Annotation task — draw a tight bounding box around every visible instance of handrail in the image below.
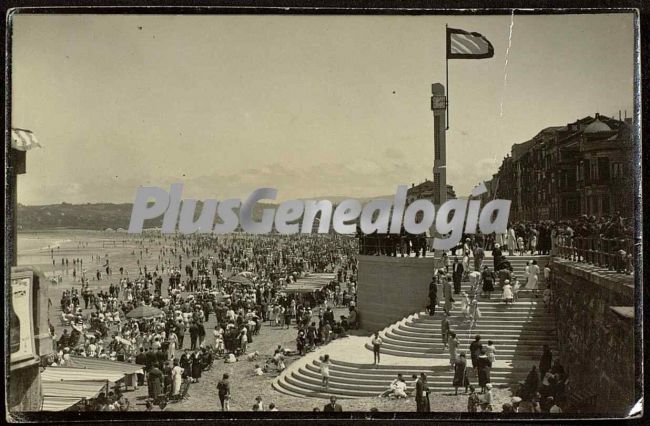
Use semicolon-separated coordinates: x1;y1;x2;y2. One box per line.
355;233;635;275
549;235;633;274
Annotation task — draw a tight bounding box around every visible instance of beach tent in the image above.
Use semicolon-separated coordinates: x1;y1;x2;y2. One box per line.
41;380;108;411
125;305;164;319
67;356;143;375
66;355;143;389
41;366;125;383
227;275;254;285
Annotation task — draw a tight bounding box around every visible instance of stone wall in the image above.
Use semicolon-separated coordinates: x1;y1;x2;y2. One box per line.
550;259;636;416
356;255;436;333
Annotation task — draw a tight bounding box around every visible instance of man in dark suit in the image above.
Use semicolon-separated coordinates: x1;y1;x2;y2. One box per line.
189;321;199;351
135;348;147;385
145;348;157;372
415;373;430;412
176;320;186;349
323;395;343;412
323;307;335;327
452;257;464;294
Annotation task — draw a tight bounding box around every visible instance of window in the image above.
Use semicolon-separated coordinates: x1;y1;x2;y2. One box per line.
598;157;610;182
591;162;599;182
611;162;624;178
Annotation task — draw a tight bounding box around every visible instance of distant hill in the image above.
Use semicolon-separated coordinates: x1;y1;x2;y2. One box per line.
16;193;394;231
17;201;274;231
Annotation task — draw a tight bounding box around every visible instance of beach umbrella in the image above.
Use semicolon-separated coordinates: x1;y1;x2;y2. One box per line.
227;275;253;285
125;305;163;319
237;271;255;279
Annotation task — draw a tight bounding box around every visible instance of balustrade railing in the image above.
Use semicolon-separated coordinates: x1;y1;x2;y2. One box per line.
555;235;634;274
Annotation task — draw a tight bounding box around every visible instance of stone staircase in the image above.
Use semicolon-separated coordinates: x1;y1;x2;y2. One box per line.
273;255;555;399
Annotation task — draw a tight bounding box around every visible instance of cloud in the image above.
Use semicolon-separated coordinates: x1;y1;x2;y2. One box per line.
383;147;405;159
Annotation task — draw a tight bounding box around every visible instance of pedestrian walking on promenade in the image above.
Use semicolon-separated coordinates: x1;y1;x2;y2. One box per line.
443;277;453;315
448;331;460;366
371;332;382;365
441;313;450;349
320;354;331;390
453;353;470;395
217;373;231;411
415;373;431;412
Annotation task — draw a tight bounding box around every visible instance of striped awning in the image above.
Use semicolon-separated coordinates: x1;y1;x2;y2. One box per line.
11;128;42;151
41;367;125;383
67;356;143;375
285;273;335;293
42;380;107;399
41;396;86;412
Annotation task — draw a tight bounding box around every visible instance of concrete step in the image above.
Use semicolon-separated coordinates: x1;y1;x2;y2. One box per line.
312;359;530;375
304;364;528;380
375;345;546;359
399;322;556;332
385;331;556;346
274;286;556;400
381;334;558;348
297;370;524;391
285;373;460;396
293;369;518;391
372;340;552;355
274;376;359;399
392;326;557;337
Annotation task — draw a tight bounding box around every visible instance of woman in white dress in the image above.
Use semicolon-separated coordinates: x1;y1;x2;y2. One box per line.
460;292;471;320
448;331;460;366
526;260;541;297
469;298;481;326
171;359;184;396
484;340;497;363
320;354;331;390
506;227;517;256
213;326;224;354
501;280;514;306
530;234;538;255
517;236;525;256
168;331;178;360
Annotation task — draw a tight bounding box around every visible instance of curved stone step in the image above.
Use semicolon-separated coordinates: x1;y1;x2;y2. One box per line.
380;335;558;350
374;344;547;359
302;365;527;382
312;359;531;374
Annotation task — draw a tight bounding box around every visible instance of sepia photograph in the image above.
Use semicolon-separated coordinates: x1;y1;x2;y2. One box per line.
5;8;642;421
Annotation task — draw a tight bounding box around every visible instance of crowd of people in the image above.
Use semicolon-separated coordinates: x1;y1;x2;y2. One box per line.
46;233;359;411
42;210;621;414
356;213;634;275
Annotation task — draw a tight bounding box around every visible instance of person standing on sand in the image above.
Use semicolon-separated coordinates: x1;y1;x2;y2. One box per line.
217;373;230;411
371;332;382;365
323;395;342;412
415;373;431;412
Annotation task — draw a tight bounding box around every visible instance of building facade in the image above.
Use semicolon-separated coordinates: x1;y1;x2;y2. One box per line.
485;114;635;222
407;179;456;206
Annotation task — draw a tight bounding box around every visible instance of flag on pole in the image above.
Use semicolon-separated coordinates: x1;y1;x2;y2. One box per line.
11;128;42;151
447;27;494;59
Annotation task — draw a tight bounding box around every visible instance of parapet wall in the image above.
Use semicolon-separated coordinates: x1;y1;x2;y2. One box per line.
550;259;637;416
356;255;436;333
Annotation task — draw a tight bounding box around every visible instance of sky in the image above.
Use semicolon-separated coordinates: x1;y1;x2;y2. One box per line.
11;13;635;205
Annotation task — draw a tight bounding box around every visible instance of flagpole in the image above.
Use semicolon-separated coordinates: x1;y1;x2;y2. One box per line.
445;24;450;130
